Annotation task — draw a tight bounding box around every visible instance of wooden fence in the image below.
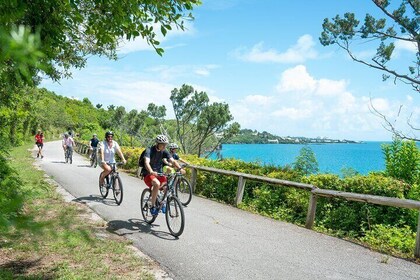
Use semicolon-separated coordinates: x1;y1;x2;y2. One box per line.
188;164;420;258
74;142;420;257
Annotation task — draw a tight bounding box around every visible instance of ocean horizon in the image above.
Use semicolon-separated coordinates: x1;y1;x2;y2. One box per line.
211;142;391;175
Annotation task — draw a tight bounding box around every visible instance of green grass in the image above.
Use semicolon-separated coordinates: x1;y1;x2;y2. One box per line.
0;143;155;279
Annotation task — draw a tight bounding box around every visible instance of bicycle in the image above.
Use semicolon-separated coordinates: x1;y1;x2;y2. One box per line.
99;162;124;205
140;172;185;237
64;146;73;164
168;170;192;206
90;147;98;167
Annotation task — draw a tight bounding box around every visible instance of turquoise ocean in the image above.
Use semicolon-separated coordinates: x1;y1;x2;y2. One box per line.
214;142;391;175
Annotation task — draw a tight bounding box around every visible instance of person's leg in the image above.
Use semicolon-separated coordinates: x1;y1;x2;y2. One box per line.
100;163;112;185
40;144;43;158
150;178;161;207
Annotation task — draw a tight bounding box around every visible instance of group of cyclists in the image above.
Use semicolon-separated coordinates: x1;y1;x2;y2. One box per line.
87;131;187;216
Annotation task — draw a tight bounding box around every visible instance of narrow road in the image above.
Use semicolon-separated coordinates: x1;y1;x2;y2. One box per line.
37;141;419;280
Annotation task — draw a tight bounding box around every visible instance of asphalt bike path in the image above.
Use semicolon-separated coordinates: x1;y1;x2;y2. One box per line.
37;141;420;280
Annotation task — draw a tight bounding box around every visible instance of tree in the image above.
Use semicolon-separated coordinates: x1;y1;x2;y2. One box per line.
170;84;239;156
320;0;419;91
293;146;319;176
0;0;201;82
320;0;420;140
382;137;420;185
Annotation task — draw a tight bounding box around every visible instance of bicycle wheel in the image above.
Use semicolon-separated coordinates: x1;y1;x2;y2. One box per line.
99;174;109;198
65;150;69;163
113;175;123;205
165;196;185;237
175;177;193;206
140;188;157;224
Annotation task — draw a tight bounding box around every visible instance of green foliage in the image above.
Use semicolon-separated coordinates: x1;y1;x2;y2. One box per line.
382;138;420;185
292;146;319;175
170;84;239;156
360;224;416;257
0;151;26;235
1;0;201;81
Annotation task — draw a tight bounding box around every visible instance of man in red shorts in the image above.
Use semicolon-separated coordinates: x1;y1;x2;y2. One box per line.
141;134;182;216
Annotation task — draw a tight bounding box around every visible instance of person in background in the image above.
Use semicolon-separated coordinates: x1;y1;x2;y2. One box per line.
163;142;188;175
62;132;75;163
89;133;100;160
99;131;126;186
35;130;44;159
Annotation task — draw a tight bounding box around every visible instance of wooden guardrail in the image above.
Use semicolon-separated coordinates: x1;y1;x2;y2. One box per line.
188;164;420;258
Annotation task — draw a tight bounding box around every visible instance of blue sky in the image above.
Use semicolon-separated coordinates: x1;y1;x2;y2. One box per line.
41;0;419;141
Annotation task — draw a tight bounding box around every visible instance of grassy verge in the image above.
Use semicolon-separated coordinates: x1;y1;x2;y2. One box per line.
0;144;155;279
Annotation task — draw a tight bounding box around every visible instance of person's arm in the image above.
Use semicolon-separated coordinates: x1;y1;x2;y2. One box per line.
169;157;182;170
116;147;126;164
100;143;105;164
144;157;157;176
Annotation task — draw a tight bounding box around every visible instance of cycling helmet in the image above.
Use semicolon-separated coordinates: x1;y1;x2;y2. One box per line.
64;133;69;137
105;131;113;138
169;143;179;149
93;134;97;137
155;134;169;144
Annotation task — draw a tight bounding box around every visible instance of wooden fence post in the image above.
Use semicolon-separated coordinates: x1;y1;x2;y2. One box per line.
235;176;246;206
191;168;197;193
305;192;318;229
415;211;420;258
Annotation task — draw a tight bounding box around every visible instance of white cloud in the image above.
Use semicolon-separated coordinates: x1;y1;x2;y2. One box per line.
229;65;409;140
394;40;417;53
233;34;318;64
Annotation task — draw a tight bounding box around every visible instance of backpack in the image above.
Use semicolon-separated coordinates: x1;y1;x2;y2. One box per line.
138;149;146;167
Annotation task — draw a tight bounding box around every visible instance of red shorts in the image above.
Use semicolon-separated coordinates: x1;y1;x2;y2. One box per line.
144;174;167;188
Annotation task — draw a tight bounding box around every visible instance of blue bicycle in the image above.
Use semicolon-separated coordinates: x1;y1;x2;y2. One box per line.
140;172;185;237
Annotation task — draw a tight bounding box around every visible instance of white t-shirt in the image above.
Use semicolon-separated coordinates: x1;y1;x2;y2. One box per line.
100;140;120;163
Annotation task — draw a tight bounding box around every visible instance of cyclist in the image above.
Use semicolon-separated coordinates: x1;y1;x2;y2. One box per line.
163;143;189;175
141;135;182;216
62;133;75;163
35;130;44;159
99;131;126;186
89;134;100;161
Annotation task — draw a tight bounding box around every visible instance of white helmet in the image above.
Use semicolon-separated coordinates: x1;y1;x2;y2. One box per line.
169;143;179;149
155;134;169;144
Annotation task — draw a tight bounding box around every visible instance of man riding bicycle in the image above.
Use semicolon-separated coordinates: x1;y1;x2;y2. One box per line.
99;131;126;186
62;133;75;163
89;133;100;160
141;135;182;216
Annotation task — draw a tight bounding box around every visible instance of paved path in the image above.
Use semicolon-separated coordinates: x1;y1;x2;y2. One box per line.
37;141;420;280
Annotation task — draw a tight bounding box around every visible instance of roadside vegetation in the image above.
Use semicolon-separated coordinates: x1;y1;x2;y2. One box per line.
0;143;155;279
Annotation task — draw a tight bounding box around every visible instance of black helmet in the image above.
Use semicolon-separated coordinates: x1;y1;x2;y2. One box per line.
155;134;169;144
105;131;113;138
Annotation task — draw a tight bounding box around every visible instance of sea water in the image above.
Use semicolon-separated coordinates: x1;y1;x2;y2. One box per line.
212;142;390;175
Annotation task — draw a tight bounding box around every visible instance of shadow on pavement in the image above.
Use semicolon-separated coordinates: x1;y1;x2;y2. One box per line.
77;164;95;168
107;218;178;240
73;195;120;206
51;161;68;164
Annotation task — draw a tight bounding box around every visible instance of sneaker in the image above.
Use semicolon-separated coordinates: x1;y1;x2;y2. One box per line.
41;155;44;159
150;207;159;216
37;153;39;158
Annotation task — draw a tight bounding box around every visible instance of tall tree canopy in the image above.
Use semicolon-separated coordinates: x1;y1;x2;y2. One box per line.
320;0;419;91
0;0;200;83
170;84;240;156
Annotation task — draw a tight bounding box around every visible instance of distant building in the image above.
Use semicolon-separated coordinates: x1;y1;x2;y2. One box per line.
267;139;279;143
